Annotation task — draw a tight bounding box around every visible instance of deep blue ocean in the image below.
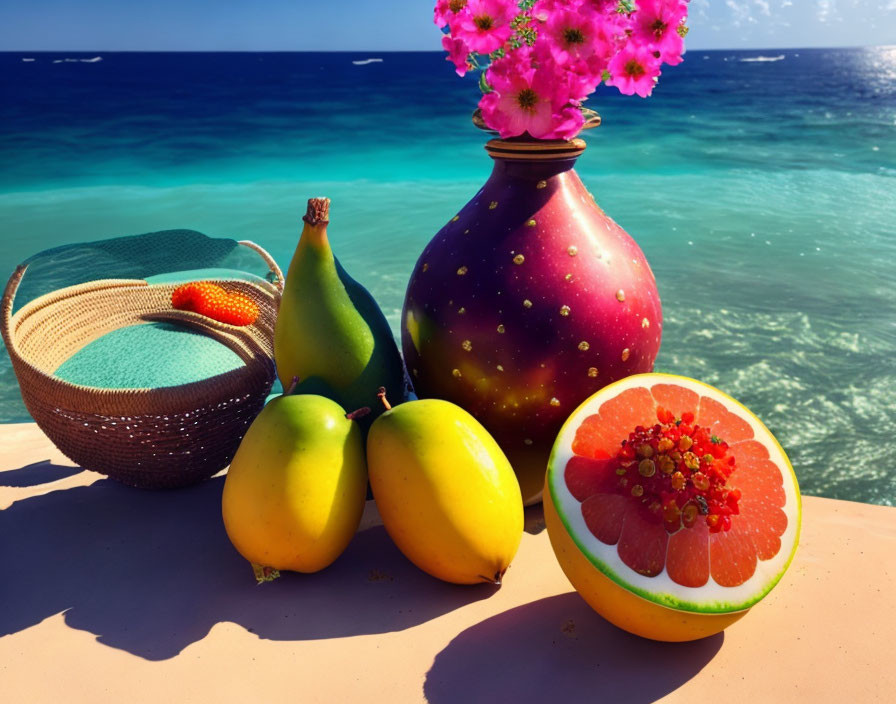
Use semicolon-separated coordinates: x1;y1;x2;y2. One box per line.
1;48;895;505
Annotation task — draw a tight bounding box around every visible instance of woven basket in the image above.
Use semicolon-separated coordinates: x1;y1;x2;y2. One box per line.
1;239;283;489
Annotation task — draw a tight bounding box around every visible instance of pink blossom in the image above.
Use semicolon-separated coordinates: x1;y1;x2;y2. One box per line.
586;13;626;73
434;0;470;29
540;5;624;85
531;36;595;101
543;6;605;66
550;104;587;141
480;48;584;140
442;34;471;76
454;0;517;55
606;44;662;98
632;0;688;65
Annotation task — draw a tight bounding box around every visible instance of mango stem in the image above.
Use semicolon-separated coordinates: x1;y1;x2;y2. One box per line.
303;197;330;226
377;387;392;411
252;563;281;584
345;407;371;421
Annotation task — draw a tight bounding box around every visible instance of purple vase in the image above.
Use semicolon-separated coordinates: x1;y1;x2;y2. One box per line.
402;136;662;504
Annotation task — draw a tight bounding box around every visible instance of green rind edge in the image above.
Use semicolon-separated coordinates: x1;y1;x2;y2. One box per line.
546;372;803;616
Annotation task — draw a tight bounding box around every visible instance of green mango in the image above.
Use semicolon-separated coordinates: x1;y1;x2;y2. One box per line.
274;198;410;431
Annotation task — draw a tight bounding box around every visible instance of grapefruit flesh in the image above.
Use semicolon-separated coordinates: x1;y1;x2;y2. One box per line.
545;373;801;641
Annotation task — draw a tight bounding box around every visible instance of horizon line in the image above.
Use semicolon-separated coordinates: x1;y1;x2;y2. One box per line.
2;44;894;54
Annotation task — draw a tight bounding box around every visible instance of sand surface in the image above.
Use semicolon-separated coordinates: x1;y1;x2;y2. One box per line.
1;422;894;703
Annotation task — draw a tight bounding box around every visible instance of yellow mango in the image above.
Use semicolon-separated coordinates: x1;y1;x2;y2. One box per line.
222;394;366;580
367;397;523;585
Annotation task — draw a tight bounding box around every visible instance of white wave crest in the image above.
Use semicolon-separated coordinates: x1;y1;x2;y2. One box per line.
352;58;383;65
740;54;786;63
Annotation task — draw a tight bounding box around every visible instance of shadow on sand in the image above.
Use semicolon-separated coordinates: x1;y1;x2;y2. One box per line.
0;459;84;488
424;593;723;704
0;472;497;661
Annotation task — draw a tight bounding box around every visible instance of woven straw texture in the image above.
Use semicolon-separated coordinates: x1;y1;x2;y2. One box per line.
1;239;282;489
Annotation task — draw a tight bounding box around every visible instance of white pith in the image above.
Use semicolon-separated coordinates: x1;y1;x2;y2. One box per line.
548;373;801;613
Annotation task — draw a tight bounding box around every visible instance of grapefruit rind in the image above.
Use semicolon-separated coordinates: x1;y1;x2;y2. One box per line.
547;373;801;615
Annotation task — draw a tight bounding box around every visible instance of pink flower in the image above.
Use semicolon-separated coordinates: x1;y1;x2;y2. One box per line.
442;34;471;76
606;44;662;98
454;0;517;55
480;47;585;140
550;104;586;140
632;0;688;65
531;35;595;101
434;0;470;29
540;5;623;84
543;6;605;66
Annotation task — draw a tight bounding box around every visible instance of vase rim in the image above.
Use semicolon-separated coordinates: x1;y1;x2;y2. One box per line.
472;107;601;138
485;138;587;161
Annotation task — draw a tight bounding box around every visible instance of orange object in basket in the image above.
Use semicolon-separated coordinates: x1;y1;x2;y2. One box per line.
172;282;260;326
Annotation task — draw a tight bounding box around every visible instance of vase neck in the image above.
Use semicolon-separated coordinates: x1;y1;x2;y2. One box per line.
485;138;586;161
485;138;584;180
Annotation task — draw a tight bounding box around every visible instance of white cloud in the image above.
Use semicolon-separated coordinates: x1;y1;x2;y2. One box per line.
817;0;839;22
725;0;757;26
691;0;710;20
755;0;771;16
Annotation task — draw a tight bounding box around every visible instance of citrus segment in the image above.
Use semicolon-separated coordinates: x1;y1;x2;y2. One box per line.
709;528;758;587
565;456;616;501
546;373;801;641
696;396;754;444
730;450;786;507
617;508;667;577
736;500;786;561
649;383;699;418
597;386;656;439
572;386;655;459
729;438;770;464
570;414;612;460
581;493;627;545
666;520;710;588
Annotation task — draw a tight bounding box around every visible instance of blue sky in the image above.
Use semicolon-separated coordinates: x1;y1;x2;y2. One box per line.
1;0;894;51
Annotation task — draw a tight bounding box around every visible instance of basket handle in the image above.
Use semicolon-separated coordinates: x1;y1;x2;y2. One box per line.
1;265;26;358
238;240;284;291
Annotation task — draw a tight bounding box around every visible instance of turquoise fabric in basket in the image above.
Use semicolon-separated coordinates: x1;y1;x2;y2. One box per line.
54;322;244;389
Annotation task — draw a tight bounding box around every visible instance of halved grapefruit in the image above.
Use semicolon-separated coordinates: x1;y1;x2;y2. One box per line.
544;373;800;641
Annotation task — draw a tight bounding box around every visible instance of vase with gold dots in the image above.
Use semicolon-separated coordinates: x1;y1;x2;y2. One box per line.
402;116;662;505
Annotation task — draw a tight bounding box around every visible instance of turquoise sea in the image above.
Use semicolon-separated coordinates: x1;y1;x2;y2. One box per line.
1;48;895;505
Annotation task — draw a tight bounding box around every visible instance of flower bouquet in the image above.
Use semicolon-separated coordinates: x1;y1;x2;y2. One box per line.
436;0;689;138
